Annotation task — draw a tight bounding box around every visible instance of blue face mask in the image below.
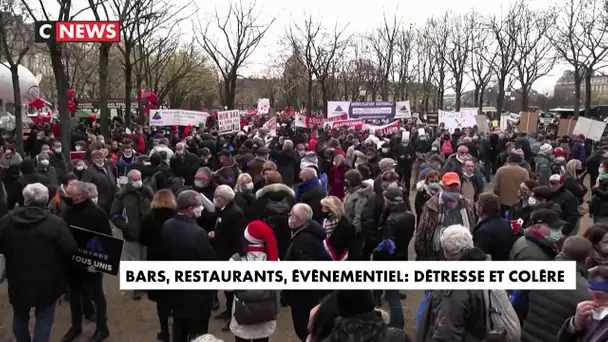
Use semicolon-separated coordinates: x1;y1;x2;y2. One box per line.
547;229;562;243
442;191;459;202
528;197;537;206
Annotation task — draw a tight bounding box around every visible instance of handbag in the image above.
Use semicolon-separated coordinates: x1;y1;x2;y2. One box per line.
231;254;278;325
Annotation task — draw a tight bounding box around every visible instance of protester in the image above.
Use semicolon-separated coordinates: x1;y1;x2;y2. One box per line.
0;183;77;342
233;173;257;222
320;195;358;260
473;192;520;261
82;150;117;213
296;167;326;223
494;152;530;218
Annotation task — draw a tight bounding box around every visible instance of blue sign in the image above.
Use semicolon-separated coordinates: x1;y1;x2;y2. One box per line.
349;102;396;120
70;225;124;275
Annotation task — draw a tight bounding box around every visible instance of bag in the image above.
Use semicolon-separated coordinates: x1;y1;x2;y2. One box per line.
483;289;521;342
232;254;278;325
143;171;163;192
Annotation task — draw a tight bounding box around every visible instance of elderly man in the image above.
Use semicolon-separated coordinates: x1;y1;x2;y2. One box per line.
49;139;68;179
0;183;77;342
442;144;470;179
162;190;217;342
210;185;247;325
35;152;59;185
171;142;200;186
283;203;331;341
110;169;153;300
269;139;299;187
85;182;99;205
295;167;325;223
62;181;112;342
82;150;116;213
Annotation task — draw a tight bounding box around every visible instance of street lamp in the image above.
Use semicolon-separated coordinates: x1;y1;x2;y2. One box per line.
359;89;366;101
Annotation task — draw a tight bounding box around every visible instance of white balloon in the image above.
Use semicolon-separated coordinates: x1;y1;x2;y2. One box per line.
0;63;41;104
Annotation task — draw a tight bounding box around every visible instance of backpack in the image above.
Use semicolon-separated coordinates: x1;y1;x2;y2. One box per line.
143;171;163;193
264;197;291;227
231;253;278;325
483;289;521;342
441;140;452;155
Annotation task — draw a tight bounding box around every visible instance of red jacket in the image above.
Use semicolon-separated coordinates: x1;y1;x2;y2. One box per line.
309;137;317;151
328;164;348;200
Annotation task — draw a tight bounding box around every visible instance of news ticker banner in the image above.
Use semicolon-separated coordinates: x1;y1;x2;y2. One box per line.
120;261;576;291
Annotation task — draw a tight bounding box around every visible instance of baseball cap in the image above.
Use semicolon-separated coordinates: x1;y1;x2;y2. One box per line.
442;172;460;186
378;158;397;169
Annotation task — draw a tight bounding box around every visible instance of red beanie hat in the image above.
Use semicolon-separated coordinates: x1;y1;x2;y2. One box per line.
554;147;566;159
244;220;278;261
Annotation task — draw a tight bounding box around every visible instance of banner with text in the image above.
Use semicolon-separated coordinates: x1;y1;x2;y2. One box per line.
263;117;277;136
327;101;351;118
394;101;412;119
217;110;241;135
257;98;270;115
295;113;348;128
149;109;209;127
70;225;124;276
438;110;477;133
349;101;396;120
364;120;400;135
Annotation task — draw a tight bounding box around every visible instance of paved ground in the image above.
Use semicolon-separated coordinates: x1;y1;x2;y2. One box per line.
0;181;592;341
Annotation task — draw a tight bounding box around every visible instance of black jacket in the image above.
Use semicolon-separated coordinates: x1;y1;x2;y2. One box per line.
170;152;200;186
255;183;296;259
213;201;248;260
326;216;360;260
15;173;50;207
551;186;579;235
591;182;608;217
296;180;326;224
161;215;218;319
135;164;173;190
270;148;299;187
377;202;415;261
233;189;257;222
473;215;520;261
140;208;175;261
0;206;77;308
81;164;117;213
322;311;411;342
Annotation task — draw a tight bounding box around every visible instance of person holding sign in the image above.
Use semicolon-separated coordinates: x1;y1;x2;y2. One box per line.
0;183;77;342
61;181;113;342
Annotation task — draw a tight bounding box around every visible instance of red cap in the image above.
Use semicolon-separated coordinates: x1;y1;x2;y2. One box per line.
244;220;278;261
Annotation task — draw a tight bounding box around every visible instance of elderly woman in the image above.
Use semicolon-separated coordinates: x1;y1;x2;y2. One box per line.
233;173;257;222
417;225;488;341
320;196;358;260
564;159;587;204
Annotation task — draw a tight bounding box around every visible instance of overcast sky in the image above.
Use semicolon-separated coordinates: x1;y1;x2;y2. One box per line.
37;0;567;95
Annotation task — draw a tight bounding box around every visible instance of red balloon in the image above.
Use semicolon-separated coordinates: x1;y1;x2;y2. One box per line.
67;89;75;100
29;98;45;110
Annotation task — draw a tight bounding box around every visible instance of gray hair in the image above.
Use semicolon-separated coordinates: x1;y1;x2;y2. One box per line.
440;225;474;258
176;190;201;211
283;139;294;150
23;183;49;206
127;169;141;178
191;334;224;342
176;142;185;150
214;184;235;202
84;182;98;196
197;167;212;178
293;203;313;222
72;181;91;200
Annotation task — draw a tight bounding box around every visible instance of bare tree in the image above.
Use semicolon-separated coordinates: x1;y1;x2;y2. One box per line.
468;21;494;112
442;12;475;111
485;1;524;114
415;23;437;113
427;15;449;109
368;13;399;101
392;25;415;101
0;2;32;154
512;7;556;111
195;0;275;109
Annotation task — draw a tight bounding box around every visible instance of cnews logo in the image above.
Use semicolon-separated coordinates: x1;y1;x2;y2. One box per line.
34;21;120;43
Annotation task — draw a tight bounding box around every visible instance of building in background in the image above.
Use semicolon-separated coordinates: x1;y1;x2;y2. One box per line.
553;70;608;106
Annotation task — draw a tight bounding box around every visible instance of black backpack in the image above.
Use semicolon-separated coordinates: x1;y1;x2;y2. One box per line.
143;171;163;193
264;197;291;227
231;253;277;325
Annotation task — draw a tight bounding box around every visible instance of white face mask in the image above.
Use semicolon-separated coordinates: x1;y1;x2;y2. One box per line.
76;165;85;171
96;162;105;168
40;159;49;167
382;148;390;153
55;147;62;153
131;180;142;188
193;205;203;217
194;180;205;188
91;196;98;204
75;146;82;151
244;182;254;190
213;198;220;207
123;152;133;158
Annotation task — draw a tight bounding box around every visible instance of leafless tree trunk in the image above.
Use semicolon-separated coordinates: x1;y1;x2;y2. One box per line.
442;12;475;111
393;26;415;101
369;13;398;101
196;0;275;109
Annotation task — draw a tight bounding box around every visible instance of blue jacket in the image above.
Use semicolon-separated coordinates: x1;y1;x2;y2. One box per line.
572;140;586;163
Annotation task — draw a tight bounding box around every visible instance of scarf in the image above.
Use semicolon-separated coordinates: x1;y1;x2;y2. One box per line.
433;193;471;252
526;224;561;254
323;217;340;237
295;177;320;201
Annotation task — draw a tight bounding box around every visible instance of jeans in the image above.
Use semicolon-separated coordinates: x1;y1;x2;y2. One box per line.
125;241;146;297
384;290;404;329
68;274;107;332
13;304;56;342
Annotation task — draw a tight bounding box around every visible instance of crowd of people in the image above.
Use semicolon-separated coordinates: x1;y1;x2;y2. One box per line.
0;114;606;342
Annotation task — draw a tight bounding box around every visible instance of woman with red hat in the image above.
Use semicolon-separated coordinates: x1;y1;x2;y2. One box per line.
228;220;277;342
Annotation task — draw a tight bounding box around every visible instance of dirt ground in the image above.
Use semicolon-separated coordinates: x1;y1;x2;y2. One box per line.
0;181;591;341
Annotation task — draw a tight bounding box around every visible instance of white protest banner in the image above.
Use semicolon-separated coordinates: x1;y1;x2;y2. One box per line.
217;110;241;135
257;98;270;115
263;117;277;136
327;101;350;118
476;115;489;133
573;117;606;141
364;120;400;135
438;110;477;133
395;101;412;119
149;109;209;126
295;113;307;128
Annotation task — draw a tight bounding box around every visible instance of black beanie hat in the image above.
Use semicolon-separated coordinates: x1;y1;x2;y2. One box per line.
336;290;375;317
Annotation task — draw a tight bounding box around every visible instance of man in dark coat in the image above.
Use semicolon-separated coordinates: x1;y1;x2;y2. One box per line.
210;185;248;324
170;142;201;186
61;181;113;342
269;138;299;187
82;150;116;213
283;203;331;341
295;167;326;223
0;182;77;342
161;190;217;342
473;192;519;261
550;174;580;236
14;159;50;207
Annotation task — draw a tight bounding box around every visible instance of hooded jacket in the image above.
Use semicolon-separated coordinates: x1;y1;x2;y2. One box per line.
0;206;77;308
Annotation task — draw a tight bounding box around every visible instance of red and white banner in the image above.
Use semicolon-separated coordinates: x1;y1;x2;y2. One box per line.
331;119;364;129
263;117;277;136
364;120;400;135
295;113;348;128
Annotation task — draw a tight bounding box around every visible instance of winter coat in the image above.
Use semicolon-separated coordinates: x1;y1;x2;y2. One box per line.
522;254;590;342
81;164;117;213
473;215;519;261
135;164;173;191
0;206;77;308
269;148;298;187
551;186;579;236
14;173;50;207
48;152;68;179
229;251;277;340
416;247;488;342
170;151;201;186
35;166;59;185
233;189;257;222
110;184;154;242
414;181;434;219
591;181;608;218
296;177;326;224
161;215;217;319
325;216;360;260
213;201;248;260
343;184;374;233
255;183;296;259
214;163;240;188
140;208;174;302
376;202;415;261
328;164;348;200
534;154;552;186
115;153;138;178
414;194;476;260
322;311;410;342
